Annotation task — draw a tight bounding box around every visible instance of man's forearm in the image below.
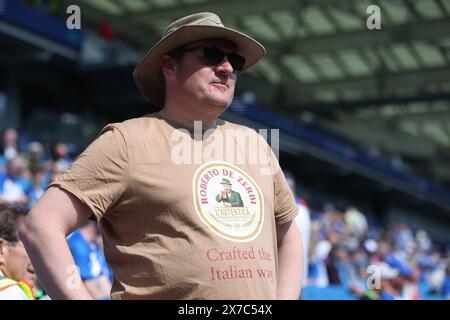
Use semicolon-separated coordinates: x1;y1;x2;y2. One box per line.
20;220;93;300
277;223;303;300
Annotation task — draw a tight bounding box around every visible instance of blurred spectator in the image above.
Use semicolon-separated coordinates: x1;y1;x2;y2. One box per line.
0;156;29;206
392;224;415;255
364;238;379;257
52;142;73;169
326;245;347;285
427;254;446;293
48;158;70;183
66;221;112;300
0;204;36;300
442;263;450;299
399;264;420;300
416;230;432;252
0;128;19;170
26;142;46;169
309;238;331;288
376;262;402;300
344;207;368;240
25;164;46;209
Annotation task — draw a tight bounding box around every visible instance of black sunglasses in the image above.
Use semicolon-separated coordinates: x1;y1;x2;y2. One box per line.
177;45;246;73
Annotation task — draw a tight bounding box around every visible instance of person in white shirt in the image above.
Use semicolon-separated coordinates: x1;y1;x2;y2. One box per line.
285;172;311;287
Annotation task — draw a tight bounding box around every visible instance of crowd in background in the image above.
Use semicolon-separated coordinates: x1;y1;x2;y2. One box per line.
302;203;450;300
0;127;112;299
0;127;74;209
1;126;450;300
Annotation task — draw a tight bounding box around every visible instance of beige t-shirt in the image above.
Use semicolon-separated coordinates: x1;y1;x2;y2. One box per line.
50;113;298;299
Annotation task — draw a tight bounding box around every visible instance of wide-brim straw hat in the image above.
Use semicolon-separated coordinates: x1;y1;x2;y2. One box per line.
133;12;266;107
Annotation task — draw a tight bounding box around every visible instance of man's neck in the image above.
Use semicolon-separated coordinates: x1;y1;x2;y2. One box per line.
158;105;221;132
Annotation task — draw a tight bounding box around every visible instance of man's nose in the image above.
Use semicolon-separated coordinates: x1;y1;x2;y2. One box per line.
27;262;35;273
216;57;234;75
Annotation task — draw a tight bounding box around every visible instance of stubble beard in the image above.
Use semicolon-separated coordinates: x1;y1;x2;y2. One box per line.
203;87;234;115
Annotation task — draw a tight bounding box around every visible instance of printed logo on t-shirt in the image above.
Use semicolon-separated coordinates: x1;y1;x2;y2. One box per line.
192;161;264;242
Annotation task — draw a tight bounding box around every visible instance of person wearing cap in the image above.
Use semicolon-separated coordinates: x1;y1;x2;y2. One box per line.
20;12;302;300
215;178;243;207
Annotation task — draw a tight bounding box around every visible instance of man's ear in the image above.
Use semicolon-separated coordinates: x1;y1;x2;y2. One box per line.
160;55;177;77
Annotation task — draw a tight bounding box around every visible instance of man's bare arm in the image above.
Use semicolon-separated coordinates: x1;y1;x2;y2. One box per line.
19;187;95;300
276;220;303;300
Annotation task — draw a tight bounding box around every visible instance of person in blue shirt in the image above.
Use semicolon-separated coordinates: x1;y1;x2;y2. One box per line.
0;157;30;206
25;165;47;210
66;221;112;299
442;264;450;299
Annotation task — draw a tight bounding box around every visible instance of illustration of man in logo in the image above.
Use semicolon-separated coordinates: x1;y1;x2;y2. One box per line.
215;178;244;207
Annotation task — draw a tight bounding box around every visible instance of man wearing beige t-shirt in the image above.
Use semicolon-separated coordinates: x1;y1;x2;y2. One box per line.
19;12;303;300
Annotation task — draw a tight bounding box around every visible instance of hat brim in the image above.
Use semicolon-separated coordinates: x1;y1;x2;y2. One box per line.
133;25;265;107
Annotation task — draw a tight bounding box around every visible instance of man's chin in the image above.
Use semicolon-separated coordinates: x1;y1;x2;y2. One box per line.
206;98;232;113
23;274;37;287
